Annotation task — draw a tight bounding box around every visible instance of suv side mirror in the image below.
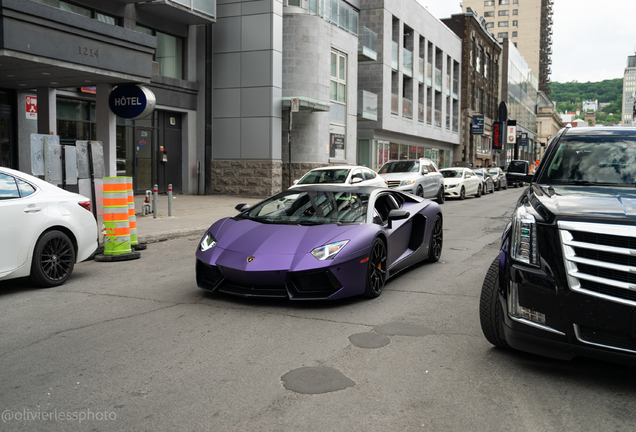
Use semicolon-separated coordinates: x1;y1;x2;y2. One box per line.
421;167;429;175
387;209;410;229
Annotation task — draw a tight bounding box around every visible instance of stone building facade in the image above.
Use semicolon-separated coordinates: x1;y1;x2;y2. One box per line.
442;13;501;168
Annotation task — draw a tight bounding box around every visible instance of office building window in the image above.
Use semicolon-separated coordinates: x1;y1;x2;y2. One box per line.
498;10;509;15
39;0;118;24
330;50;347;104
513;9;518;14
485;22;494;28
512;31;517;37
484;11;494;17
498;21;509;27
513;0;518;3
136;26;183;79
485;1;494;5
498;32;508;38
513;20;518;26
499;0;509;4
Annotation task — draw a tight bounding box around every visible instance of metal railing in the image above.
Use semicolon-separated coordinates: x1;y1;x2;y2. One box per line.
434;108;442;127
418;103;424;123
358;26;377;61
391;41;399;70
402;97;413;119
435;68;442;91
357;90;378;121
391;93;399;115
403;48;413;77
418;58;424;83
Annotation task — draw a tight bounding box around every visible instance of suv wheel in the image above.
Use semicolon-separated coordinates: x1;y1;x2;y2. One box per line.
416;185;424;197
479;257;510;349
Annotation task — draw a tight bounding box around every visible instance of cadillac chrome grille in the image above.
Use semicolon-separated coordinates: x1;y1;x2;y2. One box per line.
559;221;636;307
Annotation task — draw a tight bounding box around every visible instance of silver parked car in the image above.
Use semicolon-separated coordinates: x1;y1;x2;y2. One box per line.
487;167;507;190
378;158;445;204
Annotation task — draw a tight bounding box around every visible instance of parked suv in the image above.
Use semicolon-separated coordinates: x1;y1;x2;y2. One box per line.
378;158;445;203
506;160;529;188
480;127;636;366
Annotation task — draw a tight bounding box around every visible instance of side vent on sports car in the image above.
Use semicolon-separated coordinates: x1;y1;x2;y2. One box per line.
408;214;426;251
196;261;224;291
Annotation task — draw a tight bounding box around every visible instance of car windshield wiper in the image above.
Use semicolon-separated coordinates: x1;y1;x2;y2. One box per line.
555;180;625;186
295;220;326;226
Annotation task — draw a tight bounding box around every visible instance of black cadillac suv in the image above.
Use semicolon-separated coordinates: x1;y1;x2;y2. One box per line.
480;127;636;366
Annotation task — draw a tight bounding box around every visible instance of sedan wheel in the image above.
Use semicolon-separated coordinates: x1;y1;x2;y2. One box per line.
437;186;445;204
459;186;466;200
364;238;387;298
30;230;76;288
475;184;482;198
479;257;510;349
426;214;443;263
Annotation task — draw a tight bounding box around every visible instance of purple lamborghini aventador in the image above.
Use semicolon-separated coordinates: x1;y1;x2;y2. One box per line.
195;185;443;300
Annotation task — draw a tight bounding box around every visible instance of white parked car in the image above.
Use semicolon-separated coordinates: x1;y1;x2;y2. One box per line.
291;165;387;189
440;167;483;199
377;158;445;203
0;167;98;287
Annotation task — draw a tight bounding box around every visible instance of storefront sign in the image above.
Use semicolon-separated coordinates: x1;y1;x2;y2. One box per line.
329;133;345;159
492;121;504;150
507;121;517;145
472;115;484;135
519;133;528;147
26;96;37;120
108;85;156;120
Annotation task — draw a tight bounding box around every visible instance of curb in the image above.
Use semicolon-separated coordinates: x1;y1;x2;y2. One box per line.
137;227;207;244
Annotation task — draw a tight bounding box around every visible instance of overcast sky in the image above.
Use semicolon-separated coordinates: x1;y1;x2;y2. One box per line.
416;0;636;83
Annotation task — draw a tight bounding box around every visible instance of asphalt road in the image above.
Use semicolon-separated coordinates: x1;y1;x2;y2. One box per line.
1;187;636;431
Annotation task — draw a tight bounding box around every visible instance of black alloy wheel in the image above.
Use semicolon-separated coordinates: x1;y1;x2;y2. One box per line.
475;184;482;198
416;185;424;197
30;230;76;288
437;186;445;204
459;186;466;200
364;238;387;298
426;214;443;263
479;257;510;349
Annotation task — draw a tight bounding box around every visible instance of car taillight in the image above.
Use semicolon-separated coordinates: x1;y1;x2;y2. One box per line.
78;201;92;213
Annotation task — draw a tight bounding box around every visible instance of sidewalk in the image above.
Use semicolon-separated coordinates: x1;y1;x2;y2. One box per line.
132;193;264;244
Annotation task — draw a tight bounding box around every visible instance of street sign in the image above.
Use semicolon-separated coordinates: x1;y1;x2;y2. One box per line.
291;98;300;113
519;133;528;147
472;115;484;135
506;120;517;145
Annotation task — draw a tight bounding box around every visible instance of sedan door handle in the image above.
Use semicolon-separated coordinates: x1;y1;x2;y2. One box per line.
24;206;42;213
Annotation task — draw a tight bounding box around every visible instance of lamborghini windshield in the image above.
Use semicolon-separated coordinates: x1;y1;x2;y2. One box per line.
537;135;636;186
238;190;369;225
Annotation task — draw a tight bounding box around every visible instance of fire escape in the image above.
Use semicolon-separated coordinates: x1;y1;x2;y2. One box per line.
539;0;553;94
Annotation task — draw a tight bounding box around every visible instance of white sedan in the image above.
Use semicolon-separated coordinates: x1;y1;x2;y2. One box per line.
291;165;387;188
0;167;98;287
440;167;483;199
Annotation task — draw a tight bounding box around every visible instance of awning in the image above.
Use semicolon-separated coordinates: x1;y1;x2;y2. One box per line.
282;97;330;112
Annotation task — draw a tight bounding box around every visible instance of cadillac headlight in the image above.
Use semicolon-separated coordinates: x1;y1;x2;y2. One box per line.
511;205;538;265
311;240;349;260
200;232;217;251
400;179;416;186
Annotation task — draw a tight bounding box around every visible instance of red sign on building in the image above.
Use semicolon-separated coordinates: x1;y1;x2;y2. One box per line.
492;121;504;150
25;96;37;120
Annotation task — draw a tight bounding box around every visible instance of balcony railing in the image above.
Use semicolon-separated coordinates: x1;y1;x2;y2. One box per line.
418;58;424;83
446;112;451;130
391;41;398;70
446;75;451;96
435;68;442;91
358;26;378;61
426;62;432;87
418;103;424;123
434;108;442;127
427;105;432;124
357;90;378;121
453;116;459;132
391;93;399;115
453;78;459;99
402;97;413;119
403;48;413;77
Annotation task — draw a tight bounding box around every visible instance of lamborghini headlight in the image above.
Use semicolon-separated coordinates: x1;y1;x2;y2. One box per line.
400;179;416;186
510;205;538;265
200;231;217;251
311;240;349;260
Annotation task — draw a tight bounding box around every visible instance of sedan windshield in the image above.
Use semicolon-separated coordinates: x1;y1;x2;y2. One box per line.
379;161;419;174
239;191;369;225
537;137;636;186
441;170;463;178
488;169;500;176
298;169;350;185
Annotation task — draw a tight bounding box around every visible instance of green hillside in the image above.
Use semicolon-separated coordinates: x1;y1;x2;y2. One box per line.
550;78;623;124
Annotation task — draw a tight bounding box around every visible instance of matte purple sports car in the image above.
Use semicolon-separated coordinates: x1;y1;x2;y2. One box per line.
195;186;443;300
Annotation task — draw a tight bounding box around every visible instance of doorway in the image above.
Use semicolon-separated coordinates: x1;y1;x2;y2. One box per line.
135;128;154;193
